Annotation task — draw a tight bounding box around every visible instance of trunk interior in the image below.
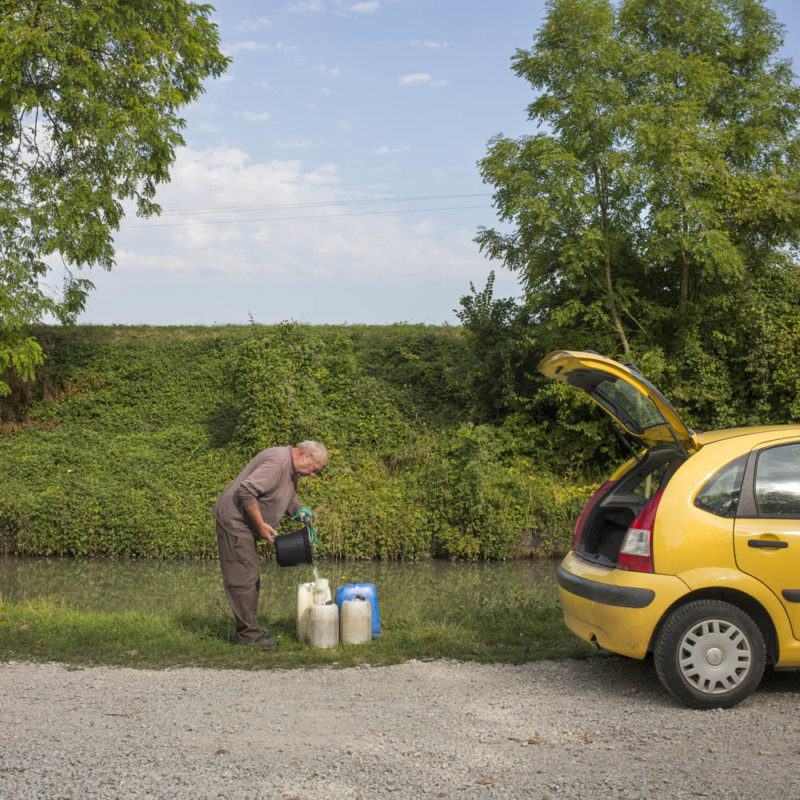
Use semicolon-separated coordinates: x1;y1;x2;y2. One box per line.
575;445;687;567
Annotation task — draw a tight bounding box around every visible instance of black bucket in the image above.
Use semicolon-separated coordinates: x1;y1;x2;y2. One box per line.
275;526;313;567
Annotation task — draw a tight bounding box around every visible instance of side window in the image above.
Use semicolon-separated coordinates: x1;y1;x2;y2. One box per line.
631;462;668;499
694;455;746;518
613;448;684;502
755;444;800;517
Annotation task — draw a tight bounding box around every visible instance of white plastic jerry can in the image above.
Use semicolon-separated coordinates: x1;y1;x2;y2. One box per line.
309;601;339;649
296;582;315;644
340;596;372;644
313;577;331;605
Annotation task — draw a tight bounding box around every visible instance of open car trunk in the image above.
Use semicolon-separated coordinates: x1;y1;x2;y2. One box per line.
574;445;687;567
538;350;702;567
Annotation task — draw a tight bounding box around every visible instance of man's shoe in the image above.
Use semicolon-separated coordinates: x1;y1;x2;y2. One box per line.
237;634;278;650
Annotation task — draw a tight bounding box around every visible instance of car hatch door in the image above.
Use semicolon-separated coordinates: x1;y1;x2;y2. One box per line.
538;350;698;452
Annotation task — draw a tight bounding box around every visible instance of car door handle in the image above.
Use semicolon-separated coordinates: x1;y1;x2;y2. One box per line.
748;539;788;549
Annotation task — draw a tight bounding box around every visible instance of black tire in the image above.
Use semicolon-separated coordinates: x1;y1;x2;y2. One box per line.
654;599;766;709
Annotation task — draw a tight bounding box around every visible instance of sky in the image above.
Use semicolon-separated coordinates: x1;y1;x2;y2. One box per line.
71;0;800;328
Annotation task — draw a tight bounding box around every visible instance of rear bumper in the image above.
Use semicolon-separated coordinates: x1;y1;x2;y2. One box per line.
556;565;654;608
557;552;689;659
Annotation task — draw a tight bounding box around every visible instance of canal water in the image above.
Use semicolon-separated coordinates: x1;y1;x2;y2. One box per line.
0;557;561;619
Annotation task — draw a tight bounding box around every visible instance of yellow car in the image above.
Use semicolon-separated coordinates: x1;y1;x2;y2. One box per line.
540;350;800;708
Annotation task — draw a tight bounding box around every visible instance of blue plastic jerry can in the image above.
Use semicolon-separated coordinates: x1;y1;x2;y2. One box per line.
335;582;381;637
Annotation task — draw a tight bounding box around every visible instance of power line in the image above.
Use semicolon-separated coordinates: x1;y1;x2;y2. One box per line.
120;203;492;230
153;192;491;217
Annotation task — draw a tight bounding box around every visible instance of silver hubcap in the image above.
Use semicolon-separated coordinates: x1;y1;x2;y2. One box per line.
678;619;752;695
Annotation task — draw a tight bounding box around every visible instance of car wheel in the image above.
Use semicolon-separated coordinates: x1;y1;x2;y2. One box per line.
654;600;766;709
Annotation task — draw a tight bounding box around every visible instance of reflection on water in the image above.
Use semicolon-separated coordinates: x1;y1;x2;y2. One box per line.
0;557;561;618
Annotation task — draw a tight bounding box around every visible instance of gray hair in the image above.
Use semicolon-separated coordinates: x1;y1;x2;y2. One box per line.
295;440;328;462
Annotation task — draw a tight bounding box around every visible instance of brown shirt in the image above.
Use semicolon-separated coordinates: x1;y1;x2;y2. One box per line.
212;446;302;539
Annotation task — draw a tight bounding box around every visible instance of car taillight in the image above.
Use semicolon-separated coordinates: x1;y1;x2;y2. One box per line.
572;480;617;550
617;490;663;572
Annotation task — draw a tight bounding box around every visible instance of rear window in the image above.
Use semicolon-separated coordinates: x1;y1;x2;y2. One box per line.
591;378;664;435
694;455;746;518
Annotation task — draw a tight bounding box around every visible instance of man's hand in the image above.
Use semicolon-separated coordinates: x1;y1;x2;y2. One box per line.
243;503;277;542
257;523;277;543
296;506;315;524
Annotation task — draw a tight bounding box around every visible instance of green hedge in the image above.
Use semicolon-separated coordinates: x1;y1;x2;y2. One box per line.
0;324;593;559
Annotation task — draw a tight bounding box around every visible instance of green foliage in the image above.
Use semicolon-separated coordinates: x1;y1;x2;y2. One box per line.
423;424;590;560
229;323;585;560
233;322;415;455
0;0;230;391
0;330;42;396
0;325;586;560
478;0;800;349
478;0;643;357
466;0;800;458
455;272;538;420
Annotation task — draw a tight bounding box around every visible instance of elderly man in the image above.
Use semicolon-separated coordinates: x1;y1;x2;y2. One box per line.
213;440;328;649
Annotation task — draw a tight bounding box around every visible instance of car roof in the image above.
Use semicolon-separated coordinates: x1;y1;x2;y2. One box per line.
693;425;800;445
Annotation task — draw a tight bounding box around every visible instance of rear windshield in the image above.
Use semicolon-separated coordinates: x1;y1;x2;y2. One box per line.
590;377;665;435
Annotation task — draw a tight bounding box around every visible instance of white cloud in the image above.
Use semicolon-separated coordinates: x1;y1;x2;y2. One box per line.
184;102;217;116
238;17;272;31
275;140;317;148
337;121;352;131
398;73;430;86
273;42;301;54
413;39;449;49
397;73;448;88
412;220;435;235
225;40;299;56
373;145;411;155
310;64;340;78
288;0;325;12
113;146;487;284
225;40;271;54
239;110;272;121
350;1;380;12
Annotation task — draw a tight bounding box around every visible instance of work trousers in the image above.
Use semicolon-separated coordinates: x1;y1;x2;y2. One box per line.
216;522;267;644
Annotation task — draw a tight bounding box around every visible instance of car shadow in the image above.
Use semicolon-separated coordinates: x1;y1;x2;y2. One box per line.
570;655;800;707
758;665;800;695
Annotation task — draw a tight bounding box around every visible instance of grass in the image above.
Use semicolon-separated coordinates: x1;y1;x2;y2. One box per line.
0;591;596;670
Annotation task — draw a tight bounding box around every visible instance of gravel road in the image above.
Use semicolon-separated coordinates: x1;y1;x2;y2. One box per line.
1;657;798;800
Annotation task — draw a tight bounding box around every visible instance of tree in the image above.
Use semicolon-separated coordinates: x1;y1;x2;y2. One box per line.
478;0;800;353
477;0;643;357
0;0;229;395
475;0;800;427
456;271;535;420
619;0;800;425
